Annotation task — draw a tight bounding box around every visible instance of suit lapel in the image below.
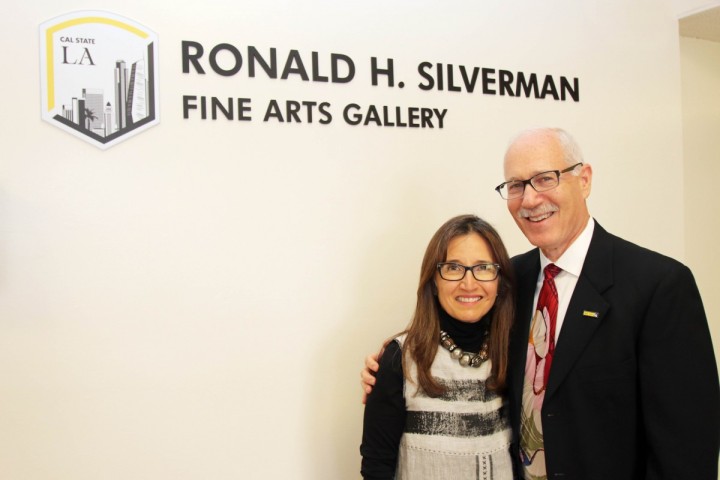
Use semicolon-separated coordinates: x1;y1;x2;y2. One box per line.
544;277;609;399
545;223;614;400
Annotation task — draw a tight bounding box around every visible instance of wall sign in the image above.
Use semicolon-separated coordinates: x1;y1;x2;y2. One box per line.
39;11;160;149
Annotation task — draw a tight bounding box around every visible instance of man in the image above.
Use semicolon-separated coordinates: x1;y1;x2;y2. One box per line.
362;128;720;479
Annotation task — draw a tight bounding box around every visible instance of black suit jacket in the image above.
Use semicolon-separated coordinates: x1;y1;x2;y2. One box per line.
507;222;720;479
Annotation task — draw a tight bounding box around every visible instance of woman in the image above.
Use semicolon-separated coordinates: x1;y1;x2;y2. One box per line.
360;214;516;479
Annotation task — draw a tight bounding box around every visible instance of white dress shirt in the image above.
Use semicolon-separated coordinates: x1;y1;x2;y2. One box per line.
533;217;595;344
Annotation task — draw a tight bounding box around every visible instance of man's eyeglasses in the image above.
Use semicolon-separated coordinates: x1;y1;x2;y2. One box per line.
437;262;501;282
494;162;583;200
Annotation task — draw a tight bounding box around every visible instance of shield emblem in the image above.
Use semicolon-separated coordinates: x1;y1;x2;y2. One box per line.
39;11;160;149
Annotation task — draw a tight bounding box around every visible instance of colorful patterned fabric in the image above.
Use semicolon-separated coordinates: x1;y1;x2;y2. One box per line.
519;264;561;480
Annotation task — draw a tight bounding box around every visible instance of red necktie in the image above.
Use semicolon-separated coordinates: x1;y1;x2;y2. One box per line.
538;264;561;390
520;263;562;479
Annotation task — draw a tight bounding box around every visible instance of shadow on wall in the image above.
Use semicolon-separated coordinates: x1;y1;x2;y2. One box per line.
301;173;449;479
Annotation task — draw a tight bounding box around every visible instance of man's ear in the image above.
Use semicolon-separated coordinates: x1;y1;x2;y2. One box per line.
580;163;593;199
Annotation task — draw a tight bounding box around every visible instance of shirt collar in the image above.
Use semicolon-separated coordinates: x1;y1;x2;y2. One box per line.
539;217;595;277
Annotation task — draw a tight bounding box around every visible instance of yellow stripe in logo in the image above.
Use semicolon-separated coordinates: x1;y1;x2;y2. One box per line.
45;16;149;110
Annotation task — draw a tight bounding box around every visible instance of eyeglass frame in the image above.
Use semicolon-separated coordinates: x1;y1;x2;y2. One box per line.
436;262;501;282
494;162;584;200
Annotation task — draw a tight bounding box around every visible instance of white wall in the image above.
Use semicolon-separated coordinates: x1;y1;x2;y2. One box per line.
0;1;709;479
673;0;720;17
681;36;720;371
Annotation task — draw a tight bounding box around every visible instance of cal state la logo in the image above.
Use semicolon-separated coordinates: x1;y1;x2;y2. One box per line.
39;11;159;150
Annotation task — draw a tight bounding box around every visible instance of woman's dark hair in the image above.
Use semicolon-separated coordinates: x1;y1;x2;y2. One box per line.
401;214;515;396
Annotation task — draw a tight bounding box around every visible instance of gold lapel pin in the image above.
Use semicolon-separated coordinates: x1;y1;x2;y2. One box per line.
583;310;599;318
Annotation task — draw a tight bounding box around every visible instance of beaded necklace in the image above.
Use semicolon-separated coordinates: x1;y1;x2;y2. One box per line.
439;329;490;368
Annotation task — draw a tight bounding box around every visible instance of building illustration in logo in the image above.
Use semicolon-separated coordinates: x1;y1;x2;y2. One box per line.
39;11;160;150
